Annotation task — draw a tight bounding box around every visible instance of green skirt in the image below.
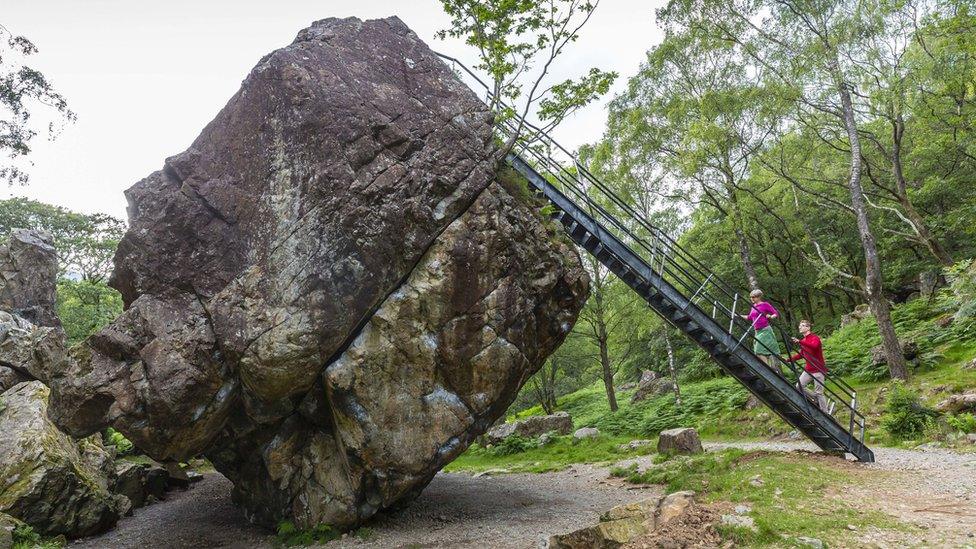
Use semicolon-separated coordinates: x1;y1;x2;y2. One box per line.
753;326;781;356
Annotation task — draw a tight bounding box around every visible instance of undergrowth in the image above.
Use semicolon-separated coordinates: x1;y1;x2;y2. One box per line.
445;434;654;473
11;524;64;549
880;383;939;440
274;521;339;547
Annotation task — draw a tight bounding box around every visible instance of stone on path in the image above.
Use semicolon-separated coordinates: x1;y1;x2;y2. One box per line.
657;427;703;455
548;491;696;548
795;536;825;549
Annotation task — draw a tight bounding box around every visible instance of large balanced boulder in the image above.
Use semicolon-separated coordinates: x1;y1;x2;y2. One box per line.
0;382;126;537
48;16;588;530
485;411;574;445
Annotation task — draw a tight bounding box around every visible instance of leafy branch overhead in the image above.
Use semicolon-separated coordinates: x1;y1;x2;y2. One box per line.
0;24;76;185
437;0;617;155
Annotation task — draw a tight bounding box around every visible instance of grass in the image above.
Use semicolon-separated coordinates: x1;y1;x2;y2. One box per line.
444;434;656;473
612;449;911;546
500;290;976;449
11;524;64;549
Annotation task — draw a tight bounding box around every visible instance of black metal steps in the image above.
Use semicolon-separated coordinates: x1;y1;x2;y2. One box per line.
507;152;875;463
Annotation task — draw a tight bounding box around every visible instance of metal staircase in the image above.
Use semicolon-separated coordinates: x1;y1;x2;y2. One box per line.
438;54;874;462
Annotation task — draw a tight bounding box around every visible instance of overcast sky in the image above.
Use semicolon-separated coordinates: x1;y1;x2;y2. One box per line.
2;0;663;219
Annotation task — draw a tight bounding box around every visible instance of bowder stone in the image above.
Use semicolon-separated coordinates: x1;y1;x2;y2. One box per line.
47;16;588;530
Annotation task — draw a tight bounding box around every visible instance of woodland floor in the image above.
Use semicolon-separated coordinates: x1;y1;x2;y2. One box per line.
68;441;976;549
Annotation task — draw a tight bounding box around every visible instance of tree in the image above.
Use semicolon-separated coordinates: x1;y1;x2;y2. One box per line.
852;0;956;267
437;0;616;156
660;0;910;379
1;25;75;185
1;198;125;344
0;197;124;281
605;29;780;291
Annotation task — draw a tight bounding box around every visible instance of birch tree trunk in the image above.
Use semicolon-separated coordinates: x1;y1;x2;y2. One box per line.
664;327;682;406
728;182;761;291
833;60;908;380
890;115;954;266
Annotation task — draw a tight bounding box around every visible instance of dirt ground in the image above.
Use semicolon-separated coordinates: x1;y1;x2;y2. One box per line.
69;463;660;549
68;441;976;549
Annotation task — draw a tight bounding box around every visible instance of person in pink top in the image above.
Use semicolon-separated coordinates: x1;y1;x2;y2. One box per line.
740;289;780;367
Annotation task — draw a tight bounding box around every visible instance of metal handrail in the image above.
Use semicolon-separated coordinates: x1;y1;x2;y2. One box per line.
436;52;867;447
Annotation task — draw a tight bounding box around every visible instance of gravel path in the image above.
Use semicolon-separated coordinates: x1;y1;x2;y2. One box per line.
69;464;659;549
69;441;976;549
705;441;976;547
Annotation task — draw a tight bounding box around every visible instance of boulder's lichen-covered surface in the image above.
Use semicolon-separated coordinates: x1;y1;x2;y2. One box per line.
0;382;126;537
49;16;587;529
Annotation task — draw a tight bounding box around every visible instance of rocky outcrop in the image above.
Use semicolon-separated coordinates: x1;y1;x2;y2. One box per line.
113;460;173;510
657;428;703;455
48;16;587;530
0;230;126;538
0;382;126;537
0;230;60;329
485;411;574;445
0;230;65;388
869;339;919;369
0;311;66;386
840;304;872;327
0;512;22;549
548;491;700;548
936;392;976;414
630;370;674;403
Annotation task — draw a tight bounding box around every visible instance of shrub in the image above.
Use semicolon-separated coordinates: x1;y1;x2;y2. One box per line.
274;521;339;547
104;428;135;456
12;524;64;549
488;434;536;456
946;413;976;434
880;384;939;440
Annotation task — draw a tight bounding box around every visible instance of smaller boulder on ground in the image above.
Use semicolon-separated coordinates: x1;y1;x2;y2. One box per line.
657;427;703;455
485;411;573;445
631;370;675;403
869;339;919;368
840;304;872;327
0;512;22;549
113;461;172;510
573;427;600;441
0;382;126;538
935;392;976;414
548;491;697;548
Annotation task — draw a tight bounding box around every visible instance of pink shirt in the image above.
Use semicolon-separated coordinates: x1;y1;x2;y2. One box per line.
746;301;778;330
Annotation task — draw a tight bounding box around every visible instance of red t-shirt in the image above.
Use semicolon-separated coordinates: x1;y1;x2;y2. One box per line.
790;333;827;374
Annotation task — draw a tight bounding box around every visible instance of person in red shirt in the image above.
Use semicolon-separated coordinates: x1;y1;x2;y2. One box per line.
790;319;829;412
